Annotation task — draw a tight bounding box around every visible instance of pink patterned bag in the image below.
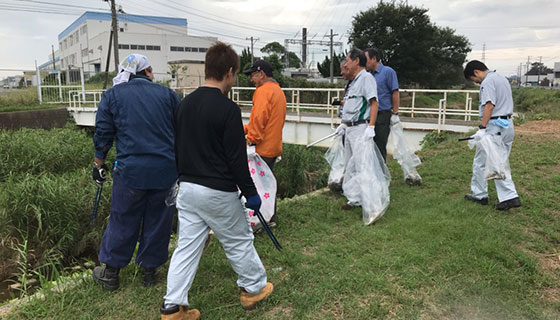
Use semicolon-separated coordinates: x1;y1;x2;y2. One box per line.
240;153;277;229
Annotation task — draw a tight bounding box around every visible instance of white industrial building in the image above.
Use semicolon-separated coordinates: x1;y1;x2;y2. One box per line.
40;11;216;81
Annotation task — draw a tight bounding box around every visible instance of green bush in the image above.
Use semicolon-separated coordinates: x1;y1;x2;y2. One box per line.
0;127;94;182
275;144;330;198
0;169;111;279
512;87;560;120
0;88;39;107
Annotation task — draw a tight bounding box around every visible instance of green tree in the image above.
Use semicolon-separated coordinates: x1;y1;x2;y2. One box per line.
261;41;301;69
349;1;471;88
240;47;252;73
527;62;553;75
317;53;345;78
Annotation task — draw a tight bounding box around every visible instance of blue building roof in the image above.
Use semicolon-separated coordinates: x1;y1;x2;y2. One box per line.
58;11;188;41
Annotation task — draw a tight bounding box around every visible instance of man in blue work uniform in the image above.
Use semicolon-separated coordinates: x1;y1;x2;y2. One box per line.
91;54;180;290
364;48;400;161
463;60;521;210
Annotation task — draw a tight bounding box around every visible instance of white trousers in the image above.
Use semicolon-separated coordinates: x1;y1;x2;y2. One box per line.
471;120;519;202
344;124;367;205
164;182;267;306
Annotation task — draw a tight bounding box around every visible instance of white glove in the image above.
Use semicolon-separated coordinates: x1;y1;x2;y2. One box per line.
335;124;347;136
247;144;256;155
471;128;486;141
390;114;400;125
363;125;376;139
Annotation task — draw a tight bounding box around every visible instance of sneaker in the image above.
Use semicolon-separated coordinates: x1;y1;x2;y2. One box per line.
160;304;200;320
464;194;488;206
92;266;119;291
142;267;157;287
496;197;521;211
240;282;274;310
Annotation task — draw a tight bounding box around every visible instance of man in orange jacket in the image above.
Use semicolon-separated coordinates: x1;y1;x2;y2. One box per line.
243;59;287;224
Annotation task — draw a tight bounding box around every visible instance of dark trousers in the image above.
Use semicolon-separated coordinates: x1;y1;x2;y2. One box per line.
261;156;277;222
374;110;392;161
98;171;174;269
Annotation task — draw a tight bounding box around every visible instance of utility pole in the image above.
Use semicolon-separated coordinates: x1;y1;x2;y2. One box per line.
525;56;530;87
102;30;113;89
329;29;339;83
537;56;542;85
51;45;56;70
109;0;120;72
246;36;259;64
302;27;307;69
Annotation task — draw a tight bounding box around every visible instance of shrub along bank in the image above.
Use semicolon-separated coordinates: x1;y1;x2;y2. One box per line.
0;126;329;288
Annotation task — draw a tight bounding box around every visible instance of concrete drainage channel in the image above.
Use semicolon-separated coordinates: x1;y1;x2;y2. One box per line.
0;187;330;317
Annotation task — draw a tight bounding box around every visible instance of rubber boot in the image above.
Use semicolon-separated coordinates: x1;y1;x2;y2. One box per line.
92;266;119;291
142;267;157;287
240;282;274;310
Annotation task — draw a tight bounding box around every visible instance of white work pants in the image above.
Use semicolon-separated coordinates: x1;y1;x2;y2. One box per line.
164;182;267;307
471;120;519;202
343;124;367;205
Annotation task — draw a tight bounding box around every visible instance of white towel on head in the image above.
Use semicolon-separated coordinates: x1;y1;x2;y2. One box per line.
112;54;151;86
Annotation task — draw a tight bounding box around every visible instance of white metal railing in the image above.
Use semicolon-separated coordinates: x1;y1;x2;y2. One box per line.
68;87;479;131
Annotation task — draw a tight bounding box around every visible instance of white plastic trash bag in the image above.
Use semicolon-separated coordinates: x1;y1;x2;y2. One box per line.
468;134;511;180
389;122;422;185
240;153;277;230
342;138;391;225
324;134;345;192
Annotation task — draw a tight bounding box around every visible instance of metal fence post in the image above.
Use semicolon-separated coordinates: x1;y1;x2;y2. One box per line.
411;91;415;118
80;67;86;101
35;60;42;104
57;71;63;103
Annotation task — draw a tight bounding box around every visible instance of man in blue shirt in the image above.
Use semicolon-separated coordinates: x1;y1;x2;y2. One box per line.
91;54;180;290
364;48;400;161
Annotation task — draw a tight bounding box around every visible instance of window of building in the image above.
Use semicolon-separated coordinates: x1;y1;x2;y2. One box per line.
81;25;87;35
130;44;138;49
119;44;130;49
69;35;73;46
137;45;145;50
153;45;161;51
81;48;89;57
120;28;124;32
198;48;207;53
75;31;79;43
184;47;192;52
191;47;199;52
170;46;184;52
63;39;67;49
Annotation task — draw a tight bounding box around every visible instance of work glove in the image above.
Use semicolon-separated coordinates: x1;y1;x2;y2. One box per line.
247;144;256;156
363;125;376;139
245;194;262;212
334;123;347;136
390;114;400;125
471;128;486;141
92;163;109;186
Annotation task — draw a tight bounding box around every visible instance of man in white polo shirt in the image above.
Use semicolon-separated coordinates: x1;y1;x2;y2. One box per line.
334;48;379;210
463;60;521;211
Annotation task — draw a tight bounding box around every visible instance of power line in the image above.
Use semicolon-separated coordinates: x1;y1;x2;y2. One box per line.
11;0;108;11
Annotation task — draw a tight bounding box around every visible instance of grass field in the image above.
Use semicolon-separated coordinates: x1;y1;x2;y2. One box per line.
4;122;559;319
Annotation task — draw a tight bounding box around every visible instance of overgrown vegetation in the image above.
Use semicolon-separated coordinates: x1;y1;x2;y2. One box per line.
512;87;560;121
0;89;39;108
5;124;560;319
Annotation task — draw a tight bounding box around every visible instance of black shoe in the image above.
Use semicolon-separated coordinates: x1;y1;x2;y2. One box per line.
496;197;521;211
92;266;119;291
142;267;157;287
464;194;488;205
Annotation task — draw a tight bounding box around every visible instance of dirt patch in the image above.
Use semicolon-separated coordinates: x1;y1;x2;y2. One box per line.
264;305;294;319
516;120;560;137
301;246;317;257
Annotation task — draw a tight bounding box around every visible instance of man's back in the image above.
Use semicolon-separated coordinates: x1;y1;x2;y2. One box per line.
248;81;287;158
174;86;256;196
94;76;179;189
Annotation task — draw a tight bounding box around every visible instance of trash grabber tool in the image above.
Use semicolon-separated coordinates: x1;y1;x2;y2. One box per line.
90;184;103;224
306;132;337;148
254;209;283;251
458;137;473;141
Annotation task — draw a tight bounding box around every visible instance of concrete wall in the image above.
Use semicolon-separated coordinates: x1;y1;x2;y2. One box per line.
0;108;70;130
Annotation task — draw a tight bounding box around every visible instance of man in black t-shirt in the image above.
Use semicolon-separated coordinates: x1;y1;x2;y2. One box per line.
160;42;273;320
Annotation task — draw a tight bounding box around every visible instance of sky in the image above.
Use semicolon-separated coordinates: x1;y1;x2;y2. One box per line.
1;0;559;81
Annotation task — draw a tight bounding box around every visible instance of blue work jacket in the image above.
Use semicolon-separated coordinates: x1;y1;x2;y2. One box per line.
93;75;180;190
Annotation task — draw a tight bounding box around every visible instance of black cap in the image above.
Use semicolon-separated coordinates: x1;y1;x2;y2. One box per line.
242;59;273;76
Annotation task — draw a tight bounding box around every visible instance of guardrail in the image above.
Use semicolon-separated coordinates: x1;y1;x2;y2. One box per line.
68;87;479;132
